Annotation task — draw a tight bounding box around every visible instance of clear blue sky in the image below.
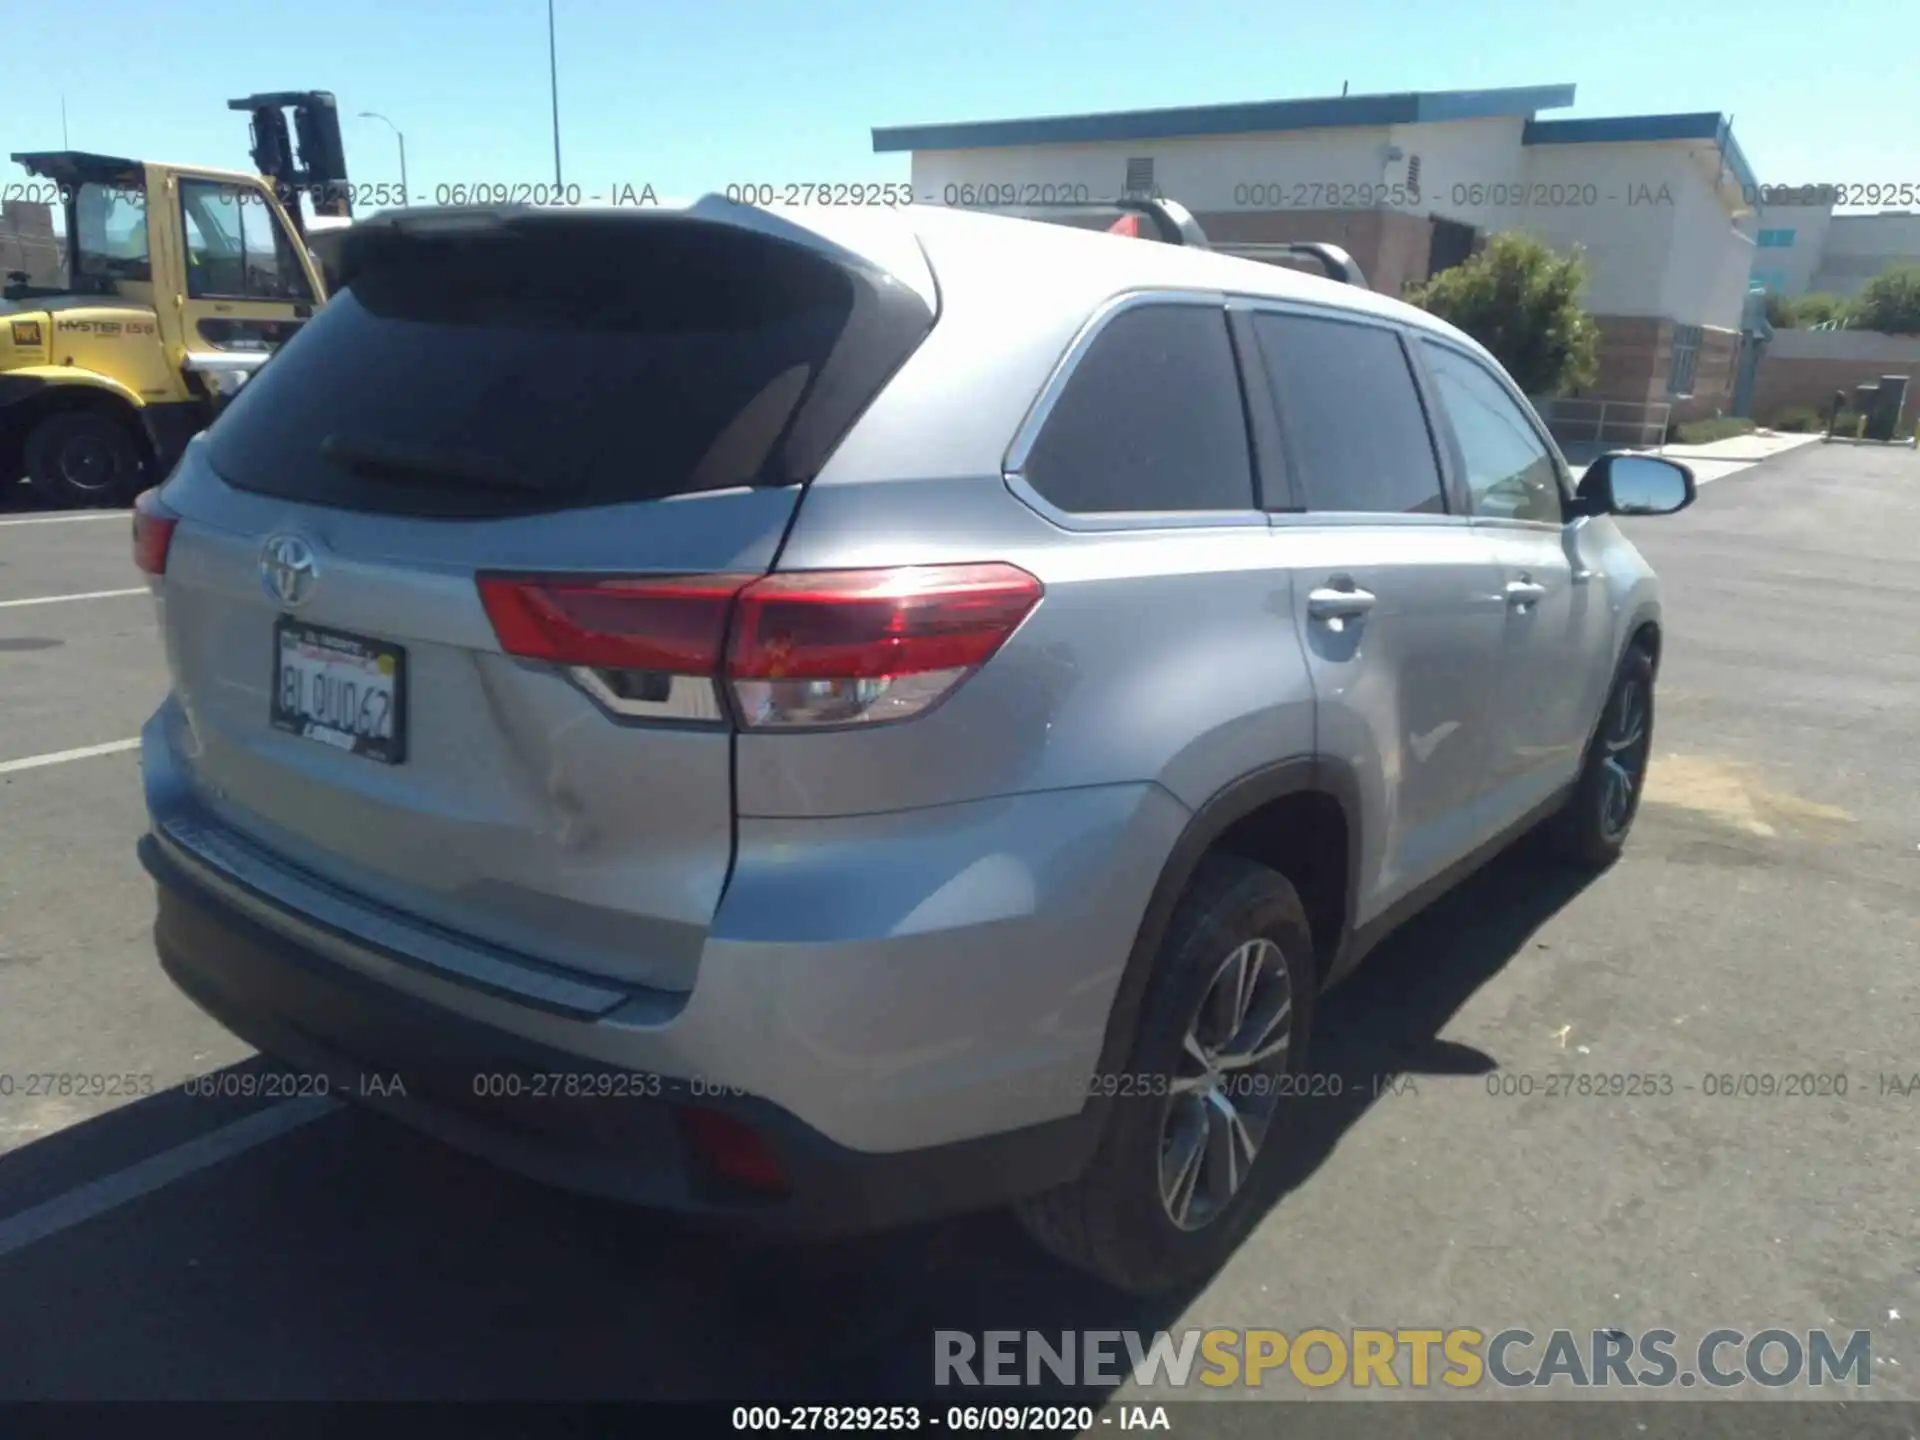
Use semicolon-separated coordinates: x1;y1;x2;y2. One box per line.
6;0;1914;209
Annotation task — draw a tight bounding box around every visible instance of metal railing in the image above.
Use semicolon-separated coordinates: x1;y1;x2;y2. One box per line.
1530;398;1673;449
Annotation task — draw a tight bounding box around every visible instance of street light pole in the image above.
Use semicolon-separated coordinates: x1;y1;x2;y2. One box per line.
547;0;563;187
358;111;409;202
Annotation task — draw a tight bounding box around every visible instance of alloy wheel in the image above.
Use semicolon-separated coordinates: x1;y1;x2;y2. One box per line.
1598;676;1650;840
1157;937;1295;1232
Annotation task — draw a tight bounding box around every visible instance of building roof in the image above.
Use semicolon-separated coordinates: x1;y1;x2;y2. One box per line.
1522;111;1759;199
872;84;1578;153
872;85;1763;210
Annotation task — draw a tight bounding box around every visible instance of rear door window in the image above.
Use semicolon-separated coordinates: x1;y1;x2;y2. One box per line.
204;215;932;518
1019;303;1255;515
1252;311;1447;515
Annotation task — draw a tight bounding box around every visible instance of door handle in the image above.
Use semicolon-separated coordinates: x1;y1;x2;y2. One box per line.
1307;585;1378;621
1504;579;1548;608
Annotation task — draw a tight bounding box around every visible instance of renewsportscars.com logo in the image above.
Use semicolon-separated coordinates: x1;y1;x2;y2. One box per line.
934;1328;1875;1391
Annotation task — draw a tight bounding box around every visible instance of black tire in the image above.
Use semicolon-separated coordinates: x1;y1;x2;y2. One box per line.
1549;644;1657;869
24;409;145;508
1014;853;1316;1296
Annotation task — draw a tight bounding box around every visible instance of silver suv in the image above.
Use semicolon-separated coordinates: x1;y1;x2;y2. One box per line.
135;197;1694;1296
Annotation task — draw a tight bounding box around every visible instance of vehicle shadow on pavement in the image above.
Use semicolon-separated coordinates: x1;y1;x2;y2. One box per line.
794;843;1602;1405
0;846;1594;1403
1273;844;1600;1194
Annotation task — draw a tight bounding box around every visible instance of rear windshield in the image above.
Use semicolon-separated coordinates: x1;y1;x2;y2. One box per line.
205;216;928;518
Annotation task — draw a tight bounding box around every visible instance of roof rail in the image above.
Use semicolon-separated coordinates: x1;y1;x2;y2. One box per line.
1211;241;1370;290
992;196;1213;248
985;197;1370;289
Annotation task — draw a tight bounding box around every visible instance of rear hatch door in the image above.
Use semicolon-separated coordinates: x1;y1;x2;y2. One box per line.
152;202;934;991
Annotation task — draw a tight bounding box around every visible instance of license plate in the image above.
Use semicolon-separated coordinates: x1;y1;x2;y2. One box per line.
269;620;407;764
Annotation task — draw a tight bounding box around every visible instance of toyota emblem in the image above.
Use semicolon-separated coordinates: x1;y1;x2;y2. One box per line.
260;534;319;607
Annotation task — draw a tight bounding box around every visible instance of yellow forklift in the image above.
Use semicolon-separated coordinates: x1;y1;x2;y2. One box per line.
0;93;351;507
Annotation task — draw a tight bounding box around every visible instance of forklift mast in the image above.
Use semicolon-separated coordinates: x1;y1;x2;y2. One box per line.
226;91;352;240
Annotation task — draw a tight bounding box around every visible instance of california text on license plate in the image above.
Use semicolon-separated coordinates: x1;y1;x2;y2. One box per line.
269;619;408;764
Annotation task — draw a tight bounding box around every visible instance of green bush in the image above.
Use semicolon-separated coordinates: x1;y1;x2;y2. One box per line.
1789;293;1854;329
1852;265;1920;335
1767;405;1826;433
1406;233;1600;396
1671;417;1756;445
1811;412;1868;438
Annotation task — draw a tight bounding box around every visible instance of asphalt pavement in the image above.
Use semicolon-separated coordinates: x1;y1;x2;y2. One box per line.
0;447;1915;1426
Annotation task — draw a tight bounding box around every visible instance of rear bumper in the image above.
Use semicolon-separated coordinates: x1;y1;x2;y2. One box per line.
143;831;1092;1237
141;698;1191;1158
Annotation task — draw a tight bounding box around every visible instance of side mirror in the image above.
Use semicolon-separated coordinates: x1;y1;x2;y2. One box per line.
1574;453;1696;518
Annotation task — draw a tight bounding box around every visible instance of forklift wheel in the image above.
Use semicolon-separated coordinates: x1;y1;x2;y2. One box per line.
24;411;145;509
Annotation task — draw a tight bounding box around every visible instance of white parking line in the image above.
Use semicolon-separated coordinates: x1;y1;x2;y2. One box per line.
0;739;142;776
0;512;130;528
0;1096;341;1261
0;587;146;610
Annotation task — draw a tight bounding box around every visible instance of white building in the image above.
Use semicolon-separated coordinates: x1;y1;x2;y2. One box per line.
1749;199;1920;299
875;84;1767;425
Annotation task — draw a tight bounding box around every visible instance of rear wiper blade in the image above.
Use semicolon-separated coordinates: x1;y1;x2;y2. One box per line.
320;433;553;493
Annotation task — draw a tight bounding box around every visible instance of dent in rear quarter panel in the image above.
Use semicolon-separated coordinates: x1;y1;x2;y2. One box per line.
739;475;1318;817
716;474;1322;1150
697;781;1193;1151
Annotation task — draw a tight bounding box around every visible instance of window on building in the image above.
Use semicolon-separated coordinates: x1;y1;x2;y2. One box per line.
1020;303;1255;515
1756;228;1797;248
1668;324;1703;397
1252;312;1446;515
1749;268;1788;293
1420;341;1564;525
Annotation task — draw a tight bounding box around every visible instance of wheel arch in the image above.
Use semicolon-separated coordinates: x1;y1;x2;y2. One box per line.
1;370;156;475
1091;757;1362;1101
1570;604;1663;779
1625;611;1662;673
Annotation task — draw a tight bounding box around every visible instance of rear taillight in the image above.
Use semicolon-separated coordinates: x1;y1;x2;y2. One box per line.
132;489;178;576
477;563;1042;730
726;564;1042;728
477;573;755;674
